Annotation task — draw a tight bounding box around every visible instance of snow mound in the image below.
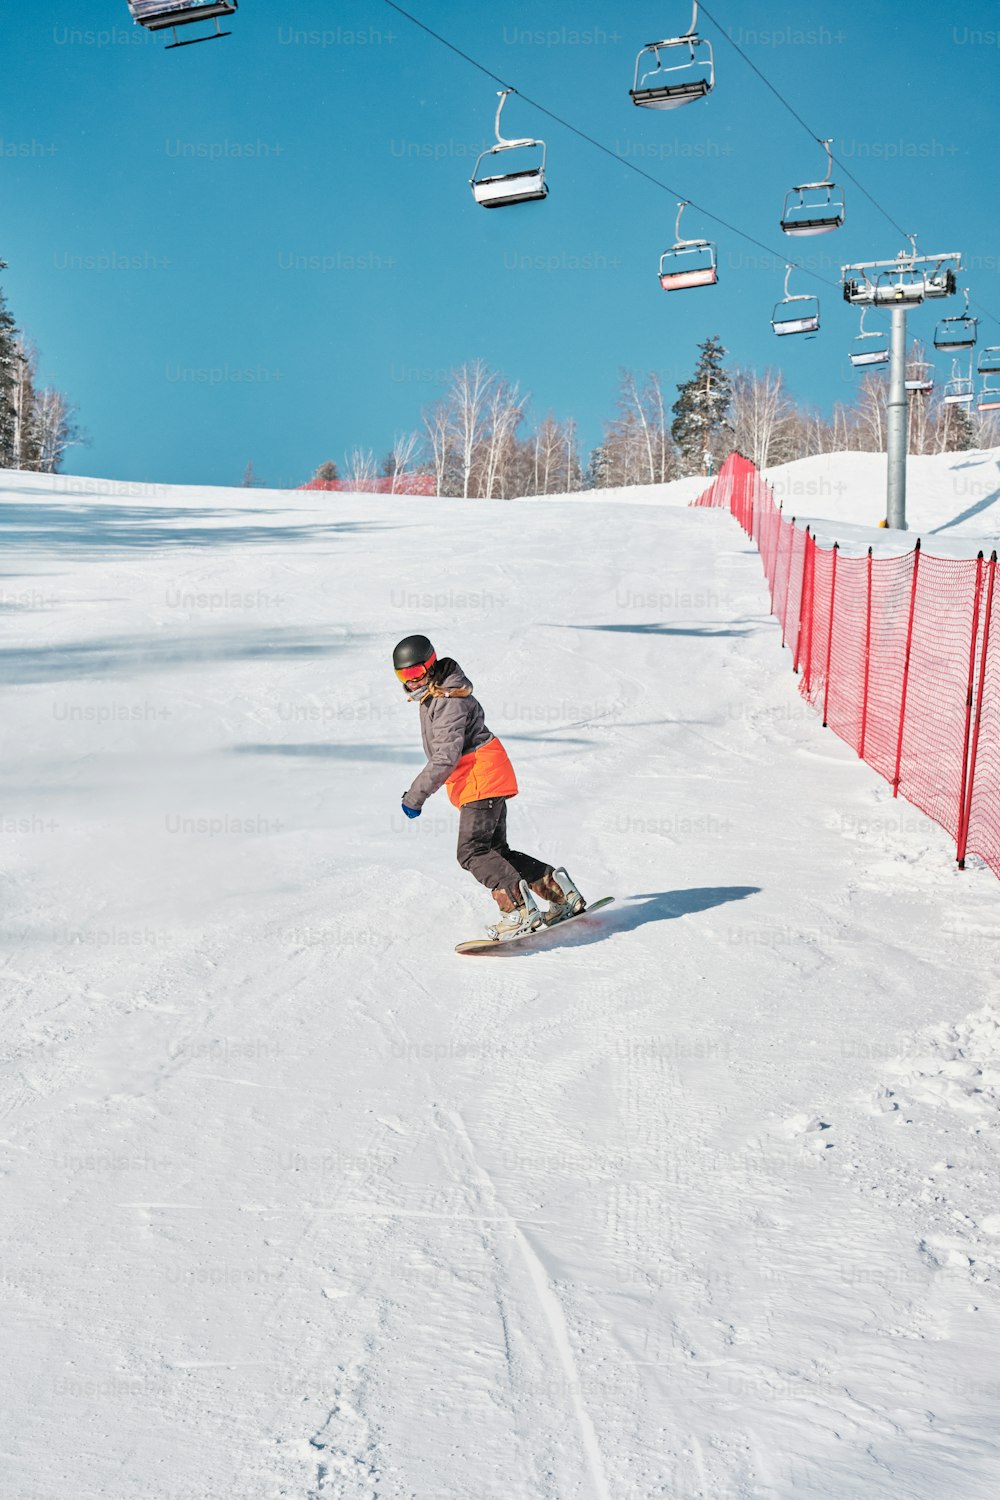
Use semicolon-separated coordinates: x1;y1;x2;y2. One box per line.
884;1006;1000;1118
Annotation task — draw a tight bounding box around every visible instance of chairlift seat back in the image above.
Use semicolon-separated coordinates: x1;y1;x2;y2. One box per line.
781;213;845;236
780;185;845;238
658;241;717;291
934;320;977;351
659;264;718;290
631;76;713;109
472;169;547;208
772;286;820;335
850;347;889;367
471;140;547;208
977;371;1000;411
774;313;820;336
631;36;714;110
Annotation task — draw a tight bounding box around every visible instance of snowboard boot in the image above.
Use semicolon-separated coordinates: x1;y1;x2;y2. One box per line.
529;869;571;926
486;881;545;942
543;867;586;925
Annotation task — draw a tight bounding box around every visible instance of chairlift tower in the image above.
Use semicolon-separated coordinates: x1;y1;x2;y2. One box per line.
842;244;963;530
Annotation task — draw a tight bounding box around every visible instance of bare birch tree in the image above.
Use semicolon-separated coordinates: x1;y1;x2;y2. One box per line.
381;431;422;492
730;366;796;468
345;446;378;489
420;361;528;498
592;370;676;488
423;399;453;496
34;386;83;473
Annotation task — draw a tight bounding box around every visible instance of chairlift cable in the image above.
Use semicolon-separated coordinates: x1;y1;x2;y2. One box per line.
696;1;911;242
969;296;1000;334
695;8;1000;336
380;0;842;289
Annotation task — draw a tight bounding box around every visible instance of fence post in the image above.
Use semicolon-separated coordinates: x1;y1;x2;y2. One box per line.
802;532;819;695
768;500;783;611
780;517;796;648
859;546;873;761
793;527;812;675
822;543;839;727
956;553;985;861
958;550;997;868
892;539;922;798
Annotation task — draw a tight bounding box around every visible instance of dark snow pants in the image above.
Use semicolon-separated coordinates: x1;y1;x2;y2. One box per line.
456;797;549;896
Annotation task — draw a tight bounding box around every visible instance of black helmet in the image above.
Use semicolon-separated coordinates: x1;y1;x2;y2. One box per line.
393;634;436;674
393;634;437;696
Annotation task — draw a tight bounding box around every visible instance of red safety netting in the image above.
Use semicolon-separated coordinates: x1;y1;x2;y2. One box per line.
298;475;437;495
692;453;1000;881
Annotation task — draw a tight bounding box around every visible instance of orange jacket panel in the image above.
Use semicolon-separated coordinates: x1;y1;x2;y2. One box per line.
446;735;518;808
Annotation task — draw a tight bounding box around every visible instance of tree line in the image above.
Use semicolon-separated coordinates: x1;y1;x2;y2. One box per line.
0;261;82;473
309;336;1000;497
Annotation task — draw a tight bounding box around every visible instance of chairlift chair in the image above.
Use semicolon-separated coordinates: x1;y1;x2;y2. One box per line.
934;289;978;351
977;374;1000;412
658;201;717;290
470;90;547;208
977;346;1000;375
631;2;715;109
848;308;889;367
127;0;237;47
923;265;959;299
904;361;934;395
772;265;820;336
780;140;845;236
943;360;975;406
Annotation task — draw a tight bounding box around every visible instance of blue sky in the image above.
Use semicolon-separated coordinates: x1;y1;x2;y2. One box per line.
3;0;1000;485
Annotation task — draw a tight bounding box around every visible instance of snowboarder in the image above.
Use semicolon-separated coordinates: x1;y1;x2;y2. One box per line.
393;634;584;940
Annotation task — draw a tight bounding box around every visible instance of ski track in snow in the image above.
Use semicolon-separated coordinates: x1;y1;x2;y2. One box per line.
445;1105;612;1500
2;453;1000;1499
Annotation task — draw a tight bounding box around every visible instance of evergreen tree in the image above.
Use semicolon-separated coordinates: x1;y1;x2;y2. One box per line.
312;459;339;483
940;400;977;453
0;261;21;467
241;461;257;487
585;443;610;490
671;335;733;476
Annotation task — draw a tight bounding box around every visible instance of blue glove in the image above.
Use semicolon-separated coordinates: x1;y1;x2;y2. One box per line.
401;801;421;820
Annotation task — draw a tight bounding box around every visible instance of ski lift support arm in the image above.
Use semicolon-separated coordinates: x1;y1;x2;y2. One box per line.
793;138;836;191
842;248;962;305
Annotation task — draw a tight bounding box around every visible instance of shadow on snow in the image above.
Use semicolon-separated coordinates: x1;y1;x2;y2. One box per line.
0;629;361;684
571;622;757;638
0;502;394;552
466;886;761;956
232;742;420;763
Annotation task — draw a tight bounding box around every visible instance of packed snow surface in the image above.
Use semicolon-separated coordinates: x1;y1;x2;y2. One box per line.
2;450;1000;1500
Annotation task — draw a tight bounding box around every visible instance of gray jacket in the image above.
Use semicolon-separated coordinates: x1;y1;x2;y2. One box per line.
404;658;492;809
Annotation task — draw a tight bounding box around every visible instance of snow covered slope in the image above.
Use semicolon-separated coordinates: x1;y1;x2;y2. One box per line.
762;447;1000;543
538;446;1000;556
2;457;1000;1500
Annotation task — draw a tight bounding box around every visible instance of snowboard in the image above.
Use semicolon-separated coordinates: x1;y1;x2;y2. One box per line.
455;897;615;956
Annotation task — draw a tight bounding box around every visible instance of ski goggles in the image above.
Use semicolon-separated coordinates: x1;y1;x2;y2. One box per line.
395;651;436;684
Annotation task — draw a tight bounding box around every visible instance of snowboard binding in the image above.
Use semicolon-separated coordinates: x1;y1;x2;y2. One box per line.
486;879;547;942
548;867;586;923
485;871;588;941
